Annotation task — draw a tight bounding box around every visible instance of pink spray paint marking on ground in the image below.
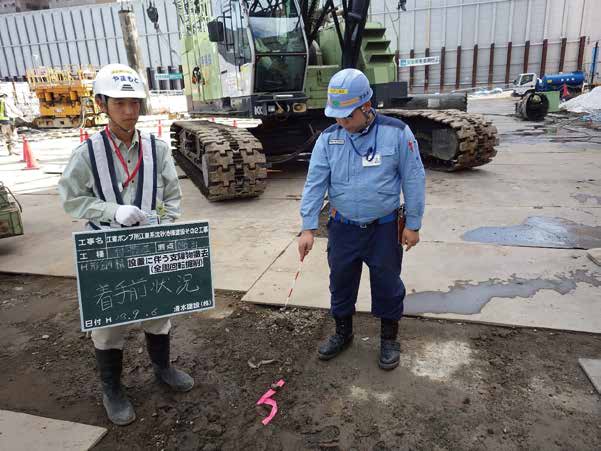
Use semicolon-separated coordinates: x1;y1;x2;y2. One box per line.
256;379;285;425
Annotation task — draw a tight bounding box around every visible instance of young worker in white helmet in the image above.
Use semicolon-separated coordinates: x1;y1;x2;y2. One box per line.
58;64;193;426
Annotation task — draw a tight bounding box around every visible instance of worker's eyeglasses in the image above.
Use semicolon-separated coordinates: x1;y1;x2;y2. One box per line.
344;109;357;119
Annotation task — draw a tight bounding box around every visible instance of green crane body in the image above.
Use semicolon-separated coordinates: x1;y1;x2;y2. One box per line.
171;0;498;201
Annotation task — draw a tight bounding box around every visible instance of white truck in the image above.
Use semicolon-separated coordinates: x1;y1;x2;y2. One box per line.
512;71;585;97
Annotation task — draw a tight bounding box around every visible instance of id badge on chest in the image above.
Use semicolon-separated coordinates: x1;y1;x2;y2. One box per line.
362;153;382;167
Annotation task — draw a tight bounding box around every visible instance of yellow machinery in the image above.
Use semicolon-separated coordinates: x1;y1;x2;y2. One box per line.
26;66;107;128
0;181;23;239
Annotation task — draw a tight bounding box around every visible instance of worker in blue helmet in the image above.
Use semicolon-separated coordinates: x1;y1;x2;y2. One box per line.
298;68;426;370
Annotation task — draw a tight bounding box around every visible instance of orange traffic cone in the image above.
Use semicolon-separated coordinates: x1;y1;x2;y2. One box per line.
157;120;163;138
79;128;84;143
21;136;29;162
23;137;39;170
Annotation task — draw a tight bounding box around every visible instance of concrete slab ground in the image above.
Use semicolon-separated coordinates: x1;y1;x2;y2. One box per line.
588;249;601;266
0;177;300;292
2;96;601;333
0;118;304;292
0;410;106;451
243;238;601;333
578;359;601;394
242;103;601;333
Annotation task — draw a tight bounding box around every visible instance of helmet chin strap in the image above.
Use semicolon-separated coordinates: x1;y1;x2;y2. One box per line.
109;117;135;134
358;107;375;132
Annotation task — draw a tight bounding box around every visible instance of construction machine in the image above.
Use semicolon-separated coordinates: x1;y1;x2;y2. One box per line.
512;71;585;97
26;66;106;128
172;0;498;201
0;182;23;239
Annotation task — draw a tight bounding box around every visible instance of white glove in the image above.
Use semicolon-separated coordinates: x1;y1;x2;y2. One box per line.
115;205;146;226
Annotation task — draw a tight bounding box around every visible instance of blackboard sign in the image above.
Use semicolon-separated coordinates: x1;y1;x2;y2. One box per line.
73;220;214;332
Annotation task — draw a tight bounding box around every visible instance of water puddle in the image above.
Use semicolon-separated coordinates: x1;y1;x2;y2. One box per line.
461;216;601;249
404;270;600;315
572;193;601;206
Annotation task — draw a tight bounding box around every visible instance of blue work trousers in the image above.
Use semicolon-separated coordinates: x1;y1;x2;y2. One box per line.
327;219;406;321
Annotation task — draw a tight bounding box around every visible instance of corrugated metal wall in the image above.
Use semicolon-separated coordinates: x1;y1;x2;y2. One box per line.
0;0;180;81
1;0;599;92
373;0;601;92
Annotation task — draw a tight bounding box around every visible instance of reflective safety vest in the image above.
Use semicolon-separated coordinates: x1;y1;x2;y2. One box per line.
85;129;158;230
0;99;8;122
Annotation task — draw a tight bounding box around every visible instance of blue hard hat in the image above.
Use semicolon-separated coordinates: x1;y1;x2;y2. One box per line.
324;68;373;118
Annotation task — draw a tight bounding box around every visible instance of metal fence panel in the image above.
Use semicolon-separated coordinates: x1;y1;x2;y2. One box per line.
1;0;600;90
0;0;181;79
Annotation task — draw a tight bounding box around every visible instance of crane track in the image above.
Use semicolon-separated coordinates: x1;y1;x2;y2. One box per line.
170;120;267;201
382;109;499;171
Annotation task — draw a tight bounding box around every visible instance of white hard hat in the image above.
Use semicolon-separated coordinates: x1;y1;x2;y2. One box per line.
93;64;147;99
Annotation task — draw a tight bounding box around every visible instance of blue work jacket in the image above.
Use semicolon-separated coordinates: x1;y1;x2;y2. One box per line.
300;112;426;231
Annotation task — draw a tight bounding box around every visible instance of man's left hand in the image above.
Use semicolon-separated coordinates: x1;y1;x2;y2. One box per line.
401;229;420;252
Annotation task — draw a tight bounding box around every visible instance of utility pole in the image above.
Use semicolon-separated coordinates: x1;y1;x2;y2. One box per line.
118;5;152;114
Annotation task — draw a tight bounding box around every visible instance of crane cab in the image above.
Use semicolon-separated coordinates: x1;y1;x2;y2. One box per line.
181;0;309;117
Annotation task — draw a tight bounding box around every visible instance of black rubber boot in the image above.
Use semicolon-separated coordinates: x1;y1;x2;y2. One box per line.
145;332;194;392
318;316;354;360
95;348;136;426
379;319;401;370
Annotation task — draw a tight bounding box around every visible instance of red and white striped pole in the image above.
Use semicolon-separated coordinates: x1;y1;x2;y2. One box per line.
283;260;304;310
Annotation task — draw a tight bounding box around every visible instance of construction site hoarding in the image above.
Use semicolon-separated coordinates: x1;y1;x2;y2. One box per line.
0;0;180;80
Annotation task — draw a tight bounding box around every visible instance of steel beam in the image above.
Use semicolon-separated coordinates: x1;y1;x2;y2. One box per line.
424;47;430;92
488;43;495;87
409;48;415;90
472;44;478;87
440;46;446;92
577;36;586;71
455;45;461;90
559;37;567;72
523;40;530;73
505;42;512;85
540;38;548;76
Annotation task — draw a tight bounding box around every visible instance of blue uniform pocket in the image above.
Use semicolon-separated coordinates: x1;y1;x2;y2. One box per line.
377;188;399;202
379;147;396;157
329;148;350;183
377;147;398;171
328;189;345;199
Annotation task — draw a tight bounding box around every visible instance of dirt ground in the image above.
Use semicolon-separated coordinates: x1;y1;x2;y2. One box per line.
1;273;600;451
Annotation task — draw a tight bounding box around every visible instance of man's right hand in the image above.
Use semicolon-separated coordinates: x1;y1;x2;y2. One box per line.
115;205;146;226
298;230;315;261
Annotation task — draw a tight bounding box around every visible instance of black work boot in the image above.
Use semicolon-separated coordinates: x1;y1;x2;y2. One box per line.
318;316;354;360
145;332;194;392
379;319;401;370
94;348;136;426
